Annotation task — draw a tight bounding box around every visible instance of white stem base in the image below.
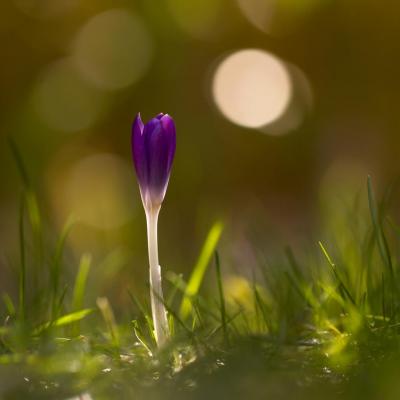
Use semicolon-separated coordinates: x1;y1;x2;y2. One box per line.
146;207;169;347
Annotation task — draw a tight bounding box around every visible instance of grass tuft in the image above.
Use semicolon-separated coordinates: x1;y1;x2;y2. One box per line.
4;147;400;398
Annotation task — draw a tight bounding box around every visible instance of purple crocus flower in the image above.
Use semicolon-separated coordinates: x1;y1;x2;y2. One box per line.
131;112;176;346
132;113;176;211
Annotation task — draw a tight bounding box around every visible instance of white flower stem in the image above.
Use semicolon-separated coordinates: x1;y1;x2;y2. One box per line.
146;206;169;347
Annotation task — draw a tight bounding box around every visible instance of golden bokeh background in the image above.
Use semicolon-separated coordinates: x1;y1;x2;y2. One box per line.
0;0;399;305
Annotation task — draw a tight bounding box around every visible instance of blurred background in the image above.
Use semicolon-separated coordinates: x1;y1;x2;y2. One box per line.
0;0;399;306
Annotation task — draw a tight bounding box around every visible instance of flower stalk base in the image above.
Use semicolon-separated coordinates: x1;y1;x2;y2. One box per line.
146;207;169;347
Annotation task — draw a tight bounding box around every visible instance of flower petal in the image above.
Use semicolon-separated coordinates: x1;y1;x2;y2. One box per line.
144;117;175;204
131;113;147;189
160;114;176;174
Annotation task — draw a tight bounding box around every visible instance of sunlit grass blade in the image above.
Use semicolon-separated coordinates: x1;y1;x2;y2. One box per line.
214;251;228;344
97;297;119;347
180;220;223;319
53;308;93;327
167;271;220;322
34;308;94;335
71;254;91;336
72;254;91;312
319;241;356;306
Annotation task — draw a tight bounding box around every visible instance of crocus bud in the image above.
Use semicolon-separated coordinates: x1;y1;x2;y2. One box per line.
132;113;176;212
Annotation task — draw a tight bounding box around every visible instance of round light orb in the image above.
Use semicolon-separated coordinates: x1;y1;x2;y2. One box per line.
32;58;104;133
72;9;153;90
62;153;136;230
212;49;292;129
259;63;313;135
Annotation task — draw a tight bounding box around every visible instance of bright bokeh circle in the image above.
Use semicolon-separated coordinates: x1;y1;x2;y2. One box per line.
212;49;292;129
32;58;104;132
62;153;136;230
72;9;153;90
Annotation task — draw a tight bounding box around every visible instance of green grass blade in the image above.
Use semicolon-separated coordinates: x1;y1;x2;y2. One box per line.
253;285;270;331
97;297;119;347
180;220;223;319
8;140;44;291
160;294;193;339
381;272;386;322
319;241;356;306
7;137;30;188
284;271;309;306
53;308;93;327
367;175;393;276
132;320;153;354
319;241;335;269
70;254;91;336
54;284;68;322
166;272;221;322
34;308;94;335
166;273;183;308
18;195;26;321
127;289;154;341
72;254;91;312
284;246;304;280
2;294;16;317
25;190;43;290
51;216;76;318
214;251;228;344
25;191;41;237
